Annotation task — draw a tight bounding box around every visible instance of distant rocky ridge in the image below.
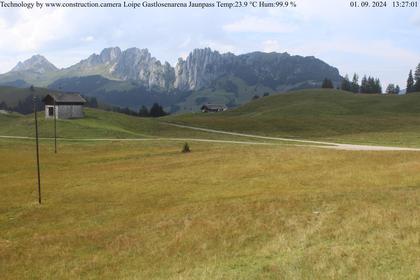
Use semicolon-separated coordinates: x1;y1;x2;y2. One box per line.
11;55;58;74
1;47;341;91
0;47;342;112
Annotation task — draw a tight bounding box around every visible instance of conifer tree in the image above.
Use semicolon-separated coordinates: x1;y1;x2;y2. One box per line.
375;78;382;93
351;73;360;93
414;63;420;92
360;76;382;94
322;78;334;89
150;103;167;117
407;70;415;93
138;105;149;117
360;75;368;93
341;75;351;91
386;84;395;94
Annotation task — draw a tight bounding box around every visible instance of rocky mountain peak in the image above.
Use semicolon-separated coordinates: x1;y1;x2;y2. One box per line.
11;55;58;73
175;48;233;90
3;47;342;94
99;47;121;63
174;48;341;91
111;48;175;90
76;47;122;68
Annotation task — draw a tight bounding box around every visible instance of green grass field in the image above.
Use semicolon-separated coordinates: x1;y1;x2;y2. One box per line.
0;108;276;143
1;90;420;279
169;89;420;147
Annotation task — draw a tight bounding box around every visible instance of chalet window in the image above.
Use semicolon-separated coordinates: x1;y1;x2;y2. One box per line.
48;107;54;116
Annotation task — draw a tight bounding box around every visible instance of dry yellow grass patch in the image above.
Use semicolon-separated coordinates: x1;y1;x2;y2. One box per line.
0;139;419;279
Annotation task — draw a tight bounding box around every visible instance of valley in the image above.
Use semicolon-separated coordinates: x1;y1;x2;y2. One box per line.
0;47;342;112
1;88;420;279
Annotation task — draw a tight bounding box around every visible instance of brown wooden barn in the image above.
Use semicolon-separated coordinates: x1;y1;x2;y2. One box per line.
42;93;86;119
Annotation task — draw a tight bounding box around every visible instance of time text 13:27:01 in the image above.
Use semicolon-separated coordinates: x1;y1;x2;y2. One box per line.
349;1;418;7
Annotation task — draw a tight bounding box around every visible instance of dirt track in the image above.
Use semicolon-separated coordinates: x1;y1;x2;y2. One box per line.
1;122;420;152
163;122;420;151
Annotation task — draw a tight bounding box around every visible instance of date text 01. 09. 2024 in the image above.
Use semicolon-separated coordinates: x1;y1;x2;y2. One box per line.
349;1;418;7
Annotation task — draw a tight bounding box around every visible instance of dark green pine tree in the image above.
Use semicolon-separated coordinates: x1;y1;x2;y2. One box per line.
341;74;352;91
150;103;167;117
407;70;415;93
0;101;7;110
138;105;149;117
361;76;381;94
366;76;373;93
89;97;98;108
322;78;334;89
368;77;374;93
351;73;360;93
414;63;420;92
374;78;382;93
368;77;375;93
360;75;368;93
386;84;395;94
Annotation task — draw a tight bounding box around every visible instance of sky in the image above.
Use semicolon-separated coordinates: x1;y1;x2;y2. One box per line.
0;0;420;88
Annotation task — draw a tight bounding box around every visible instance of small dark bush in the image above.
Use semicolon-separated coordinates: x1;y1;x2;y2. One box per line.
182;143;191;153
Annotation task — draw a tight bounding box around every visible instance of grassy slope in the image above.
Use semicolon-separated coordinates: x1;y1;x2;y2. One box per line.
1;92;419;278
168;89;420;147
0;108;275;142
175;76;275;113
0;64;119;87
0;86;62;107
1;140;419;279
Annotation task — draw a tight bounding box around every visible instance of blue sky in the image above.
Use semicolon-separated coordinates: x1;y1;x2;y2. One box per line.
0;0;419;87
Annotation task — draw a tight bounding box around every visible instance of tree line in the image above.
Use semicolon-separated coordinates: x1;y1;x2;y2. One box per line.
322;62;420;94
322;74;383;94
0;94;43;114
81;95;169;118
0;94;100;115
106;103;168;118
0;88;168;118
406;63;420;93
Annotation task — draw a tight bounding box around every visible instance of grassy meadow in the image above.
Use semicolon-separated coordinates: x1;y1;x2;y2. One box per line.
168;89;420;147
1;139;419;279
1;91;420;279
0;108;273;142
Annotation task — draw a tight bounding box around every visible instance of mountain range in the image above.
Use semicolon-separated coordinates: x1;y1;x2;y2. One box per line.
0;47;342;112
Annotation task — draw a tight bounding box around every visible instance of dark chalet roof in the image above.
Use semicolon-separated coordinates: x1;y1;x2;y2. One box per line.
201;104;227;110
42;92;86;105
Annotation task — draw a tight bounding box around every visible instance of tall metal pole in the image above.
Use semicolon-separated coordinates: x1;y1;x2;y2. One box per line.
54;99;57;154
34;96;41;204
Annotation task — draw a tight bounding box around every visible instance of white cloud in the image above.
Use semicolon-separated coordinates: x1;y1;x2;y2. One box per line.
223;16;297;33
410;10;420;26
82;36;95;42
0;56;21;73
0;0;418;87
178;37;192;48
0;9;70;52
200;40;238;54
274;0;366;23
0;17;6;29
262;40;282;53
178;52;189;60
282;38;420;89
291;39;419;63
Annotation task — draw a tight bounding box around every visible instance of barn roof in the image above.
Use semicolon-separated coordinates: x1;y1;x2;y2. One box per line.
202;104;226;110
43;92;86;104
